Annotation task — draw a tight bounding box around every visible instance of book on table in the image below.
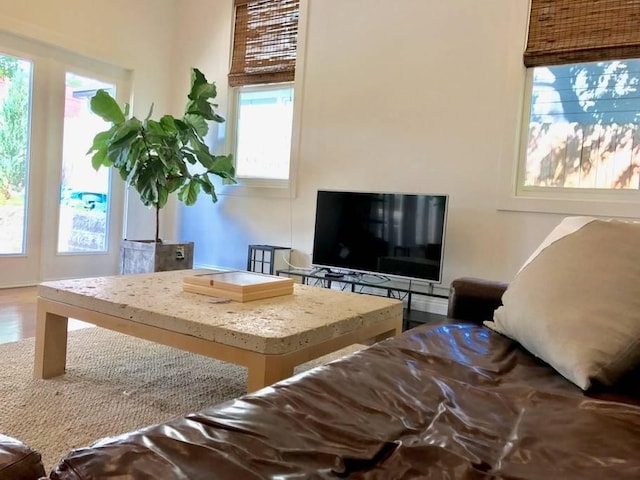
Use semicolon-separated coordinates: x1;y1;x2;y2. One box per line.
183;271;294;302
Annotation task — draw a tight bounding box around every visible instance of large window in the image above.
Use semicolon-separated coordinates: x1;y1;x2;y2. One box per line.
515;0;640;205
228;0;299;186
0;54;31;255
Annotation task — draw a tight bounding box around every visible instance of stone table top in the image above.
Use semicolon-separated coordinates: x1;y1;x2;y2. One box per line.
38;269;403;355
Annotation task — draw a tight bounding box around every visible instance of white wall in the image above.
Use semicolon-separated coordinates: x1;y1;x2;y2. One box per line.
291;0;544;287
172;0;572;291
2;0;613;290
171;0;296;270
0;0;179;242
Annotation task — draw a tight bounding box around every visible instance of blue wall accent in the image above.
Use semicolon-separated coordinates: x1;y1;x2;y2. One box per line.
178;197;249;270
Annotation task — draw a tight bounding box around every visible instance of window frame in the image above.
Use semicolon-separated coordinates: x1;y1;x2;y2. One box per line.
500;0;640;218
503;65;640;218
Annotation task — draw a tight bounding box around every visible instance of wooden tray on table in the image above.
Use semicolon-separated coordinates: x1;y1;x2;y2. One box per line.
183;271;294;302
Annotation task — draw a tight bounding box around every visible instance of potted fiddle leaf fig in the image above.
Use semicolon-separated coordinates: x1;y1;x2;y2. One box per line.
88;67;236;273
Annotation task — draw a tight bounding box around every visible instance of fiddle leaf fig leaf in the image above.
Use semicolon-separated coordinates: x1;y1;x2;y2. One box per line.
188;69;217;104
184;113;208;137
191;141;215;170
198;175;214;195
160;115;178;134
87;130;111;155
208;155;236;179
178;180;200;206
90;90;125;123
210;112;225;123
185;68;223;122
91;148;107;170
156;185;169;209
145;102;154;121
182;150;197;165
109;120;140;148
144;119;165;138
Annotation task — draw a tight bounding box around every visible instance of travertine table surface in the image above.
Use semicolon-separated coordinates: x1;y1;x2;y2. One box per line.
35;269;403;392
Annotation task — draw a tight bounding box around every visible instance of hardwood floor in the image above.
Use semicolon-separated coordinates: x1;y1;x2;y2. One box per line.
0;287;90;345
0;286;37;343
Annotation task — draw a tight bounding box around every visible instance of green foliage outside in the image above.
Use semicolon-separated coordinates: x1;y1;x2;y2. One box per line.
0;56;19;79
0;57;29;201
88;68;236;242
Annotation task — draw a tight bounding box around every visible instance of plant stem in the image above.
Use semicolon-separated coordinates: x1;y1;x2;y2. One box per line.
155;205;160;243
140;125;161;243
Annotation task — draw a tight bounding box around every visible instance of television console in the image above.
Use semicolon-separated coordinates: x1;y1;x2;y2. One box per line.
276;268;448;330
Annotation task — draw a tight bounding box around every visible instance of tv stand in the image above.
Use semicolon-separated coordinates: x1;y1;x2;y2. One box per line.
277;268;448;330
324;271;345;279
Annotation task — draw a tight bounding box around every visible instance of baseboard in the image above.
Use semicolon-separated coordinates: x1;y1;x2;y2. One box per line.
0;282;37;289
348;285;449;315
407;295;449;315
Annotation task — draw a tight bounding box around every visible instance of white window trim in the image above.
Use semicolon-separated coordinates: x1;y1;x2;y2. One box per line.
219;0;308;200
498;66;640;219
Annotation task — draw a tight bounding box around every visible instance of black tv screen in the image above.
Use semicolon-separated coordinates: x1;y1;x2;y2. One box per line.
312;190;448;283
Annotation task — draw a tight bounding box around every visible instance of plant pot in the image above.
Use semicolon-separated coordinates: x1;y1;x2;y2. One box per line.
119;239;194;274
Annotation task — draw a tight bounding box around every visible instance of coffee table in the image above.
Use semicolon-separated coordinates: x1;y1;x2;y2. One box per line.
34;269;403;392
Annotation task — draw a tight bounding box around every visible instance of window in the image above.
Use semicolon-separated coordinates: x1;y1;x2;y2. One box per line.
228;0;300;186
0;54;31;255
57;73;116;253
234;83;293;180
516;0;640;202
523;60;640;190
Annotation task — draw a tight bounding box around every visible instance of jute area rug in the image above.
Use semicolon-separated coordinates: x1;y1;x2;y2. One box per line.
0;327;363;472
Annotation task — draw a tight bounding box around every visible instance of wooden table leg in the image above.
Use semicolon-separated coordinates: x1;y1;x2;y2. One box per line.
34;301;69;379
246;354;294;393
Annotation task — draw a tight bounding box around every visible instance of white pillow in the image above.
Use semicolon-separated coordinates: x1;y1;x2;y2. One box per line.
485;217;640;390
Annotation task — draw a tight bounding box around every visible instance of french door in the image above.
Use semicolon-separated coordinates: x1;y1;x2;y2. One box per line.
0;33;130;287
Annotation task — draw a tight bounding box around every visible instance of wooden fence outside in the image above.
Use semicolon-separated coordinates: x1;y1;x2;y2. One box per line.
526;122;640;189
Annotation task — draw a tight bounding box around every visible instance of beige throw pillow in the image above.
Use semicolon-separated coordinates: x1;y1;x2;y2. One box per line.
485;218;640;390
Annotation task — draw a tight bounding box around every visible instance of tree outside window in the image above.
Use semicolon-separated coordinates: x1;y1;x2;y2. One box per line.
0;56;29;202
525;60;640;190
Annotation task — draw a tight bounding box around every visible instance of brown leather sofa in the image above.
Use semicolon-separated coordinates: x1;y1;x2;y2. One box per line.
42;277;640;479
12;278;640;479
446;276;508;321
0;433;45;480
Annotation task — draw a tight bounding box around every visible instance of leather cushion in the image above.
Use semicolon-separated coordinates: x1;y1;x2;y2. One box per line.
0;433;45;480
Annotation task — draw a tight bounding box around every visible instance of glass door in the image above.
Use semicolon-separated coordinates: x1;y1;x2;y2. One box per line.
39;66;127;281
57;74;114;254
0;55;31;255
0;51;40;287
0;32;129;287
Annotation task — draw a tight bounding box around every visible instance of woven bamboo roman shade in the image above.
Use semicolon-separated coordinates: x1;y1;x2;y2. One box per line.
229;0;299;87
524;0;640;67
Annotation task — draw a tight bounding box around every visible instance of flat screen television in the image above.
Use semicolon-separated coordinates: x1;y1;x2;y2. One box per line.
311;190;448;283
